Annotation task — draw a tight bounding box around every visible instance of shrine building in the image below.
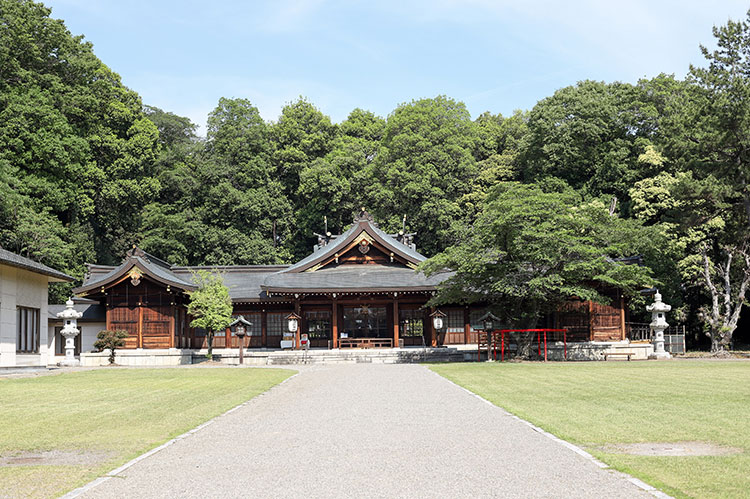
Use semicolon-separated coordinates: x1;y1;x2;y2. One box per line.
71;211;629;353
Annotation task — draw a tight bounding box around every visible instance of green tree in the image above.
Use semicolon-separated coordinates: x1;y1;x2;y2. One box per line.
187;271;233;360
0;0;160;271
93;329;129;365
368;96;479;256
296;109;385;241
520;80;661;203
688;10;750;228
423;182;658;336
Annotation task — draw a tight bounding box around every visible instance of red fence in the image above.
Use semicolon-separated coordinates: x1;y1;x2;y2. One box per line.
478;329;568;362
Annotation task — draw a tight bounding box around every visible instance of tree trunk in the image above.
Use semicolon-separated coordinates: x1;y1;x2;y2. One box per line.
514;309;539;358
701;244;750;352
206;330;214;360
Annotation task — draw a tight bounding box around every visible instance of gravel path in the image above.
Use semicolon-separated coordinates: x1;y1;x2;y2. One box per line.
79;364;649;498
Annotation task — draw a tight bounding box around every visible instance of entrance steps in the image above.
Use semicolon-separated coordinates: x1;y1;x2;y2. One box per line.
196;347;466;366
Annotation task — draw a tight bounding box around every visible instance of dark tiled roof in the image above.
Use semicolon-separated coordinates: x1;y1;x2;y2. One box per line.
262;264;452;293
48;303;106;322
0;248;73;282
173;266;289;301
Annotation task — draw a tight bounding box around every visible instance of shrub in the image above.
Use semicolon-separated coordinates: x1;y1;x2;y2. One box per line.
93;330;129;365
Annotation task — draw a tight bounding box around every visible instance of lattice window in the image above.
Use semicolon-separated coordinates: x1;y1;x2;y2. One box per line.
469;309;488;331
231;314;262;336
267;313;287;336
399;309;424;337
305;310;331;339
16;307;40;353
446;309;464;333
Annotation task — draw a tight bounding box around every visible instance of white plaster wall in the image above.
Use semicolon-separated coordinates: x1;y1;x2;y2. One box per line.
48;322;105;359
0;264;50;366
0;264;17;367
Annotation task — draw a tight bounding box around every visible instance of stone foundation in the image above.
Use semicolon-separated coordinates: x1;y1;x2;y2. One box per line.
80;349;193;367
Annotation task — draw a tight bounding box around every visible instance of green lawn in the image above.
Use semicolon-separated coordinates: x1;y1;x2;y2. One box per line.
431;361;750;499
0;367;294;498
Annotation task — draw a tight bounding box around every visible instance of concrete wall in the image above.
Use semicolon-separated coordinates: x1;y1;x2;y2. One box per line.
0;264;50;367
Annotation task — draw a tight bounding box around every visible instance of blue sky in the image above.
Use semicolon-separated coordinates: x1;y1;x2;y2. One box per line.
45;0;749;135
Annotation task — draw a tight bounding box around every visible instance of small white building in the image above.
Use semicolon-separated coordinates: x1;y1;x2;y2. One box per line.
0;248;73;367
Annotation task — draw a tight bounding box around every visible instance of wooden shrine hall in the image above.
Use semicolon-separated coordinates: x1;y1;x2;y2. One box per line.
73;211;630;350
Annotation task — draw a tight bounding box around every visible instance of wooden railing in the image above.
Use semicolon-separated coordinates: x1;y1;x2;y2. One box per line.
339;338;393;349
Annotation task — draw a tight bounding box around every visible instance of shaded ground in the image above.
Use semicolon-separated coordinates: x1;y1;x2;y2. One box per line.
78;364;647;498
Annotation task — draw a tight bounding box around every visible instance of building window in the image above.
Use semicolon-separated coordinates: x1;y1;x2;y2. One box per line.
305;311;331;339
470;309;488;331
17;307;40;353
446;309;464;333
231;314;262;336
267;313;287;336
399;309;424;337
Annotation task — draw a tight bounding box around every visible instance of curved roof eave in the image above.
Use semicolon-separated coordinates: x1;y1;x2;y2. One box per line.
73;257;196;295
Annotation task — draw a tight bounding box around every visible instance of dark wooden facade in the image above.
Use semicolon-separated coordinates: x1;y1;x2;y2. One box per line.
74;214;630;350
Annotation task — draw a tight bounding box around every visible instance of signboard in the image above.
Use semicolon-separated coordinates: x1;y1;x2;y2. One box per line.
280;340;294;349
341;332;349;339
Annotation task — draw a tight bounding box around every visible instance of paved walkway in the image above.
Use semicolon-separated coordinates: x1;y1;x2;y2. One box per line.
79;364;649;498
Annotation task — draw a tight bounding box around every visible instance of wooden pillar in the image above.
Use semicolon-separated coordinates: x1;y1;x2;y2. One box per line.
261;310;267;348
137;306;143;348
464;307;470;344
169;304;175;348
588;300;595;341
620;295;626;341
294;299;301;349
429;307;437;347
332;301;338;349
393;298;399;348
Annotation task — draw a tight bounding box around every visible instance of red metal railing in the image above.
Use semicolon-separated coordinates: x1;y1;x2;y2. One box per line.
478;329;567;362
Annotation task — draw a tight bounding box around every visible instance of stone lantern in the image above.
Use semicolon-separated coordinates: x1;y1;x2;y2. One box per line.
647;291;671;360
56;298;82;366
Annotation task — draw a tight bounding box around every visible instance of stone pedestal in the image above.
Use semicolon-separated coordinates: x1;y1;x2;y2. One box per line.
56;298;82;366
647;291;671;360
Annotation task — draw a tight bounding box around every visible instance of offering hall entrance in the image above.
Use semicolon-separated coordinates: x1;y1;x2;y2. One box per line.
343;306;387;338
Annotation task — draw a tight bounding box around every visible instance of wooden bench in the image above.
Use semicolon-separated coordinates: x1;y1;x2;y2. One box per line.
603;352;634;361
339;338;393;349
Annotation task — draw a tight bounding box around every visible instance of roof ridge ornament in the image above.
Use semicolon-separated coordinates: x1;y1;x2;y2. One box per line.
355;207;376;225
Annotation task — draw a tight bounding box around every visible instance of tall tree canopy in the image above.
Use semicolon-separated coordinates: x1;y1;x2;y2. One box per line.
423;183;659;329
367;96;479;256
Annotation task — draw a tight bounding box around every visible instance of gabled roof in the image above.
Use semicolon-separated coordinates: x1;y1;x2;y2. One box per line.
0;248;73;282
73;247;196;295
283;211;425;273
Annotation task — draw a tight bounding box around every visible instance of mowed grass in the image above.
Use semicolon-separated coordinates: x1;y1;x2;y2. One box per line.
0;367;294;498
431;361;750;498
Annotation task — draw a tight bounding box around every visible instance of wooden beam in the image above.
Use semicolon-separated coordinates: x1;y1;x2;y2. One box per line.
294;299;301;349
393;299;399;348
169;304;175;348
261;310;267;348
588;300;594;341
464;307;470;345
138;306;143;349
332;301;338;349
